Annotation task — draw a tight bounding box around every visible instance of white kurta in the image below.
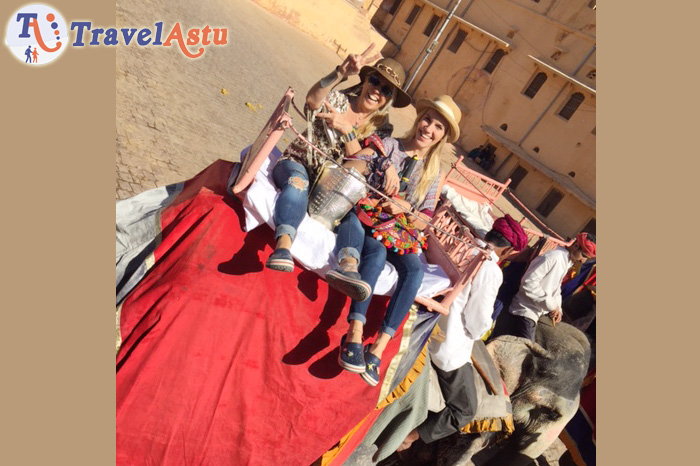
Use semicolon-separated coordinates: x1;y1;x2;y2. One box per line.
429;247;502;372
509;246;573;323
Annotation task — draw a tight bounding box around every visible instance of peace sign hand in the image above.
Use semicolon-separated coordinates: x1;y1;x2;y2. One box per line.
338;43;382;78
316;100;354;134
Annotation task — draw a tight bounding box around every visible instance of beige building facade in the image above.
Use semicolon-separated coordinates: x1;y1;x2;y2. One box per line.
371;0;596;238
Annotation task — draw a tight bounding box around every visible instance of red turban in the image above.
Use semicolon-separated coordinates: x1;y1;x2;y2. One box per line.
491;215;528;251
576;233;596;258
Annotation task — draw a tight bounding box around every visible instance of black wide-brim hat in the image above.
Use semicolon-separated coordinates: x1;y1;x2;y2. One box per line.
359;57;412;108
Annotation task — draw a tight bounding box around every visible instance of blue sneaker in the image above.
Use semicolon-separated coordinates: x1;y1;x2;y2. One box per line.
338;335;366;374
265;248;294;272
361;347;381;387
325;261;371;302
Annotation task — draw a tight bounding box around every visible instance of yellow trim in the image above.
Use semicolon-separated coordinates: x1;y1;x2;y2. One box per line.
319;306;433;464
116;250;157;355
559;430;587;466
377;304;419;402
116;302;123;355
319;411;373;466
377;345;427;410
319;347;430;465
460;414;515;435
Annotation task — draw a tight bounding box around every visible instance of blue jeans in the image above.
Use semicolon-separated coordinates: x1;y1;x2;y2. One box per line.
334;211;425;338
272;159;310;242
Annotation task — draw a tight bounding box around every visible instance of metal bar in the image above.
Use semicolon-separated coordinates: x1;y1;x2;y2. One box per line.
405;0;462;90
283;108;489;252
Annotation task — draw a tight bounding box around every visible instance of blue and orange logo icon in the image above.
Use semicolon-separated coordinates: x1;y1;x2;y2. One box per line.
5;4;67;65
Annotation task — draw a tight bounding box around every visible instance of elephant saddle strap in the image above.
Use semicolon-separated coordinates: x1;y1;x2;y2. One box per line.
471;340;503;396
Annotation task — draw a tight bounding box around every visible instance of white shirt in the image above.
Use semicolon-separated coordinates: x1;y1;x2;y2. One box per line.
509;246;572;322
429;245;502;372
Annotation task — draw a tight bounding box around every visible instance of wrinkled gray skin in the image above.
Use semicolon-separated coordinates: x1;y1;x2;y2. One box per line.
363;320;591;466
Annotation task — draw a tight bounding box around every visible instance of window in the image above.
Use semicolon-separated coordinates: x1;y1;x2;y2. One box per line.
536;188;564;217
447;29;467;53
483;49;505;74
523;72;547;98
558;92;585;120
582;217;596;235
388;0;402;15
509;165;528;191
499;123;508;131
424;14;440;37
405;5;420;25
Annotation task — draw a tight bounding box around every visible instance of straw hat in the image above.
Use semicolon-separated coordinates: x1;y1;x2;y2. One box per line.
415;95;462;143
359;57;412;108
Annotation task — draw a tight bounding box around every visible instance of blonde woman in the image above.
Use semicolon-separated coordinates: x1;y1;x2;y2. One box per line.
265;45;411;272
327;95;462;386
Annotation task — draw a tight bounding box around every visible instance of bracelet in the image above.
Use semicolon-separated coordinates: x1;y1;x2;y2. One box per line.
340;130;357;144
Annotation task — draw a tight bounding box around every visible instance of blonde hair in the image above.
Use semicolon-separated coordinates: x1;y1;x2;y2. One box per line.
343;81;395;140
401;108;450;207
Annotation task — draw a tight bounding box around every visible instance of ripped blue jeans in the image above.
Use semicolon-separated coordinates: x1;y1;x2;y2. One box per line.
272;159;310;242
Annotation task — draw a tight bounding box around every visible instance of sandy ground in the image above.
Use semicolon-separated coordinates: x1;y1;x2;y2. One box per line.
116;0;569;463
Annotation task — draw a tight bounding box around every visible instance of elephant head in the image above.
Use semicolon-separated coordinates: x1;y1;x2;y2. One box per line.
391;320;591;466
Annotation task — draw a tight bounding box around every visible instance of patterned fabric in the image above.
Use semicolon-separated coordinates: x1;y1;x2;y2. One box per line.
356;198;427;255
277;89;392;183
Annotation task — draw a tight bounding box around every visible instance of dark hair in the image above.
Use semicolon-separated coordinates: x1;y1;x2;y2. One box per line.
485;229;512;248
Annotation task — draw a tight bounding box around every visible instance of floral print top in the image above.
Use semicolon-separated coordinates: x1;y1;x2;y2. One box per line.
277;89;393;182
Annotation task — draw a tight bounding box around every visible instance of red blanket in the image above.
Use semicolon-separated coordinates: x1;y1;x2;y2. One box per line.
116;162;409;466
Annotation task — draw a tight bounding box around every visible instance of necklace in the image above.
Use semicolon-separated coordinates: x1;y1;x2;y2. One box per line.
348;96;370;129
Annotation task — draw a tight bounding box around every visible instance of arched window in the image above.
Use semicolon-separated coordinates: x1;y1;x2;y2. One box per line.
558;92;584;121
483;49;505;74
523;72;547;98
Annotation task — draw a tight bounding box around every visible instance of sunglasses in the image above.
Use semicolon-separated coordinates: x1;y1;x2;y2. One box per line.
367;74;394;99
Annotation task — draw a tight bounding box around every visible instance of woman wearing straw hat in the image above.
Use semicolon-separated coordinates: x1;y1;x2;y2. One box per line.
265;44;411;272
327;95;463;386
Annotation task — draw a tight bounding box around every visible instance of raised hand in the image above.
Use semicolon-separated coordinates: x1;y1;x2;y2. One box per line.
316;100;354;134
338;43;382;78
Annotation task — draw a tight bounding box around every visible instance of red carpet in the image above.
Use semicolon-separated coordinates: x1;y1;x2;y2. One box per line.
116;161;407;466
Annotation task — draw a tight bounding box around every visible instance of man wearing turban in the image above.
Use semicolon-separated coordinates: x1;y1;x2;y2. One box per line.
398;215;528;450
492;232;596;342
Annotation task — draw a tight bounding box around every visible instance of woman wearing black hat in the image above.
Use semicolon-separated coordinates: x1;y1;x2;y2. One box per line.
265;44;411;272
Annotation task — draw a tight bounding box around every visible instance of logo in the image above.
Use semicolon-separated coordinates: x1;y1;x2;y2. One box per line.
5;4;67;65
5;3;228;66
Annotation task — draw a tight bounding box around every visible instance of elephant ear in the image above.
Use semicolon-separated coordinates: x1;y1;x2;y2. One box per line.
486;335;554;395
521;339;552;359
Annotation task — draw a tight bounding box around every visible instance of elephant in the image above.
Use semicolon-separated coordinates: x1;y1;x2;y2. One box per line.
350;318;591;466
